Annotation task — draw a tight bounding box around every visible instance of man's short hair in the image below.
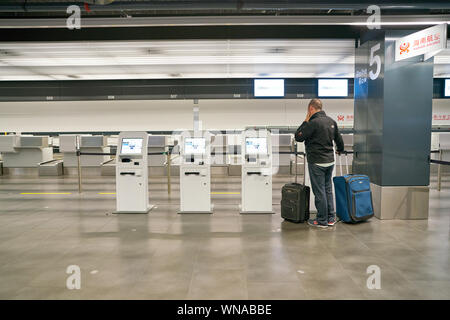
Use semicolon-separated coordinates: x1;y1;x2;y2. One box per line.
308;98;323;111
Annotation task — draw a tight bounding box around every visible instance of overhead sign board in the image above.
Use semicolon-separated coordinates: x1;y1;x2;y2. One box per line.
395;24;447;62
318;79;349;97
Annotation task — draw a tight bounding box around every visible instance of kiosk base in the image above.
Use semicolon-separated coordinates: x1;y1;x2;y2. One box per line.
113;204;155;214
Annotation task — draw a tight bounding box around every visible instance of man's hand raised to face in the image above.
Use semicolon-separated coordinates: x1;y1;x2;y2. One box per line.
305;110;312;122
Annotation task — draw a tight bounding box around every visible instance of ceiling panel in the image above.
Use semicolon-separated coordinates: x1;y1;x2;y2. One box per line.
0;39;449;80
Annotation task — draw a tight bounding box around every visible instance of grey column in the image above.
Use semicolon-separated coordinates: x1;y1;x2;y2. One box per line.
353;30;433;220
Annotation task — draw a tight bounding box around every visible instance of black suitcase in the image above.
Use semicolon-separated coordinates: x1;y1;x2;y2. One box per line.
281;143;310;223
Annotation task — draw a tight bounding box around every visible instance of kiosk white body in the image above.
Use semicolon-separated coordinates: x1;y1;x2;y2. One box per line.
115;131;153;213
179;135;212;213
241;130;273;213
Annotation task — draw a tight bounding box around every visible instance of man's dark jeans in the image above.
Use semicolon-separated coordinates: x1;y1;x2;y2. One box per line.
308;163;335;226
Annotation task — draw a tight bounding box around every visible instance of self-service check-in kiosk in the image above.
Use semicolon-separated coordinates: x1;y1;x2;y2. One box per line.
179;135;212;213
115;132;153;213
240;130;273;213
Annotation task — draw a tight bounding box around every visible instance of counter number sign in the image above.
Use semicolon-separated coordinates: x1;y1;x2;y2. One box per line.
369;43;381;81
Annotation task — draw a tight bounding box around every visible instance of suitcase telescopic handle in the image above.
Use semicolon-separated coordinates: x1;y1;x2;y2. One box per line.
303;146;306;185
294;142;304;185
294;142;298;184
345;151;349;175
337;151;349;176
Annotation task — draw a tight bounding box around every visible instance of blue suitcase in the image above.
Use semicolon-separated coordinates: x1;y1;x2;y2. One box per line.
333;154;374;223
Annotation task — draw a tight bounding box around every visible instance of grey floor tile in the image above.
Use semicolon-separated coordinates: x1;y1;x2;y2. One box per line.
406;280;450;299
187;269;248;300
247;281;307;300
11;286;75;300
300;276;365;300
0;174;449;300
129;280;191;300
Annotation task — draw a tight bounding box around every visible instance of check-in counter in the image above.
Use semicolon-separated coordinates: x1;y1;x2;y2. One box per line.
342;134;354;174
61;135;110;165
211;134;227;164
290;148;305;176
439;133;450;174
148;135;166;176
290;134;353;175
228;145;242;176
80;136;110;167
0;136;21;172
272;134;292;175
430;133;441;173
164;136;181;177
100;158;116;176
148;135;175;176
38;159;64;176
0;135;54;175
0;135;19;154
290;140;305;176
431;133;440;154
59;135;77;175
227;134;242;176
211;134;228;176
107;136;118;155
60;134;110;175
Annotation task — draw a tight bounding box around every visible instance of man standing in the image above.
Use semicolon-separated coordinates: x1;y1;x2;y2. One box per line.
295;99;345;228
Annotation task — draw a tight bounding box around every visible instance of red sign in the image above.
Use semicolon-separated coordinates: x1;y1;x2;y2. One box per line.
395;24;447;61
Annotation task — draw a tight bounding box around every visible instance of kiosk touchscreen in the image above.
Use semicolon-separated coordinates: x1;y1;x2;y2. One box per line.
121;138;143;154
241;131;273;213
245;137;268;156
115;132;153;213
185;138;206;155
179;136;212;213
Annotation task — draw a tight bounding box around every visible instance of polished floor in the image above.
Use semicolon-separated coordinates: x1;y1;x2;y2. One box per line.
0;173;449;300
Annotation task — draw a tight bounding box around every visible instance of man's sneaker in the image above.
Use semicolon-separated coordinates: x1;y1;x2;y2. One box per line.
307;219;328;228
328;219;337;226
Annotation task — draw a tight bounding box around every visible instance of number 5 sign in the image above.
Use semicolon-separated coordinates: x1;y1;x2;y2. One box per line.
369;43;381;80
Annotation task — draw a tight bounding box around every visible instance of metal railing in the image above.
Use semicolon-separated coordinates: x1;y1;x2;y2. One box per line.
75;147;449;194
77;148;174;194
430;149;450;192
75;146;306;194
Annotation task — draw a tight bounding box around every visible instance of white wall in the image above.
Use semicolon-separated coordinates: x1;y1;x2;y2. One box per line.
0;98;448;132
0;99;353;132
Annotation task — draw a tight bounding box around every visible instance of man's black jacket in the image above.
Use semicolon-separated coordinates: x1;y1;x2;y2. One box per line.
295;111;345;164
